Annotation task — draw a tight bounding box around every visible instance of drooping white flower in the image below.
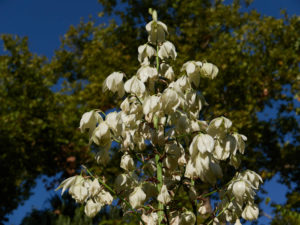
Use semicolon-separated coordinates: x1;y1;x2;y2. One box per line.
200;62;219;79
143;95;162;115
181;61;203;87
162;88;180;113
95;148;110;165
96;189;113;205
141;212;158;225
105;111;122;136
103;72;125;97
89;179;101;197
179;211;196;225
157;184;172;204
207;116;232;139
160;63;175;81
55;175;78;195
242;203;259;221
146;20;168;44
158;41;177;60
137;65;158;82
69;179;89;203
240;170;263;189
234;219;242;225
129;186;147;209
233;133;247;155
124;76;146;96
120;153;135;171
84;199;103;218
79;110;102;135
196;133;215;154
138;44;156;63
92;122;111;147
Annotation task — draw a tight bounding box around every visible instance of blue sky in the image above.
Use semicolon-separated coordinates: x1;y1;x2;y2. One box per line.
1;0;299;224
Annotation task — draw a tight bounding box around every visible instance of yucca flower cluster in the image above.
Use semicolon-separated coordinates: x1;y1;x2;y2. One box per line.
56;9;262;225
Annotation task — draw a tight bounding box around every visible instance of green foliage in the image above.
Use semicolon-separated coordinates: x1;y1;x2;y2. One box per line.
271;205;300;225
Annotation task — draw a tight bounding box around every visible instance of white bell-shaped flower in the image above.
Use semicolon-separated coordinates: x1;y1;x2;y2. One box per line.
124;76;146;96
234;219;242;225
55;175;78;195
242;203;259;221
89;179;101;197
181;61;203;87
105;111;122;136
84;199;103;218
141;212;158;225
233;133;247;155
160;63;175;81
146;20;168;44
96;189;113;205
241;170;263;189
79;110;103;135
162;88;180;113
143;95;162;115
230;180;250;201
207;116;232;139
103;72;125;97
69;180;89;203
157;184;172;204
196;133;215;154
179;211;196;225
138;44;156;63
137;65;158;82
200;62;219;79
120;153;135;171
158;41;177;60
92;122;111;147
129;186;147;209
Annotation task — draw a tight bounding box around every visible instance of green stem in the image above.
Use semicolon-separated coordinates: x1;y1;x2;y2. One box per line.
191;180;197;225
83;166;146;225
155;154;164;225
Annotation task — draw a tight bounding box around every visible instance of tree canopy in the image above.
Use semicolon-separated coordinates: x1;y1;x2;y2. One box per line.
0;0;299;224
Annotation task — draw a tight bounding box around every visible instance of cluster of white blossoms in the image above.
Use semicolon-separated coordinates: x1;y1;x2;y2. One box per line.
56;9;263;225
